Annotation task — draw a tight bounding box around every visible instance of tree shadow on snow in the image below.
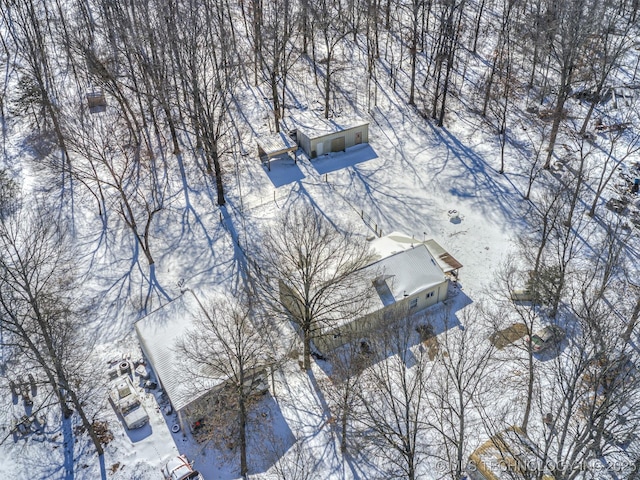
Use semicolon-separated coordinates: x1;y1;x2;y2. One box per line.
427;124;523;226
10;412;106;480
315;283;472;379
159;391;295;479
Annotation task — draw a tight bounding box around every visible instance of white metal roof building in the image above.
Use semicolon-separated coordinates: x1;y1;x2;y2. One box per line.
134;291;223;428
369;232;462;275
136;291;269;437
293;116;369;159
368;244;446;307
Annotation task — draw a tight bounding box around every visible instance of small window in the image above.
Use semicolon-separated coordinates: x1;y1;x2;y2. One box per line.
426;292;434;299
409;298;418;309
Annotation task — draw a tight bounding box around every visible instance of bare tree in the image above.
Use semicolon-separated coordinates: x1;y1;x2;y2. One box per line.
177;290;273;479
521;120;550;200
480;0;517;174
310;0;354;118
355;314;432;480
431;0;466;127
536;300;640;479
257;0;300;132
401;0;426;106
252;203;375;370
268;438;315;480
0;204;104;465
587;119;640;217
322;339;368;454
2;0;69;169
520;184;564;278
576;1;635;136
0;168;18;219
542;0;602;169
173;0;238;205
428;309;496;480
492;257;543;434
65;110;170;309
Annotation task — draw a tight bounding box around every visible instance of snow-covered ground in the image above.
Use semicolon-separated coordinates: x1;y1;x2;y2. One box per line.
2;4;640;479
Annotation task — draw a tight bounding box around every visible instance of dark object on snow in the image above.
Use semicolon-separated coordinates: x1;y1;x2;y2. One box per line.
360;340;372;355
10;380;19;401
86;89;106;110
144;380;157;390
311;351;327;361
416;324;435;341
118;361;131;375
606;197;628;213
28;374;36;396
530;325;565;353
20;379;33;406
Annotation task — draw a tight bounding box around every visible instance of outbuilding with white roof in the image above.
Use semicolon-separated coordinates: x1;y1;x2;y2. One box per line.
293;117;369;159
256;132;298;171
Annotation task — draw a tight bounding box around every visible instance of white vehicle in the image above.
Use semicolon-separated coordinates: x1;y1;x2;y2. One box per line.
162;455;204;480
109;375;149;430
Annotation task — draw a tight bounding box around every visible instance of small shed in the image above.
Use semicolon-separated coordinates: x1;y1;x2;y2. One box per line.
86;88;107;113
295;118;369;159
257;132;298;171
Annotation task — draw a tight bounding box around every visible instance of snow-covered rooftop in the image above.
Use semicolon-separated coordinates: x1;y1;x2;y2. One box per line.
134;291;222;413
292;114;369;140
423;238;463;273
257;132;298;158
366;243;446;305
369;232;462;273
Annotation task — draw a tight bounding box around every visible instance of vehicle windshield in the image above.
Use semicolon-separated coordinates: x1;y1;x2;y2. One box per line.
531;336;544;346
187;472;201;480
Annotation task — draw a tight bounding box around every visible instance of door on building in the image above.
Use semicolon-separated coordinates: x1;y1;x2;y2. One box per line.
331;136;346;152
316;141;324;157
355;131;362;145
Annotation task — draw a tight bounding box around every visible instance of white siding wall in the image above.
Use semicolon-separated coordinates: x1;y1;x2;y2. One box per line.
314;279;448;352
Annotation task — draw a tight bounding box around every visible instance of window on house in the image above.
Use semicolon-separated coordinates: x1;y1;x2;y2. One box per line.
409;298;418;309
426;291;434;299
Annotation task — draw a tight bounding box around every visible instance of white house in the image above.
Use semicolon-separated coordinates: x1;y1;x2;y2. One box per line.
313;233;461;352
